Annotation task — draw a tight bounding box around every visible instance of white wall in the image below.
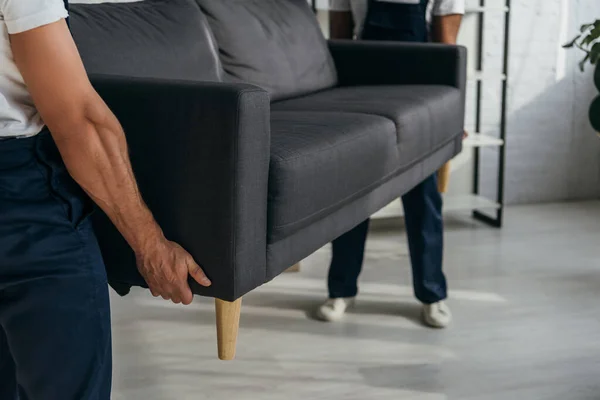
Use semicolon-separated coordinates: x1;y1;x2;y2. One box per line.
479;0;600;204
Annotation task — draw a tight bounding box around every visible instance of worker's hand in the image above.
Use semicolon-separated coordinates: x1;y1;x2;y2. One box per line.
463;130;469;139
135;236;211;305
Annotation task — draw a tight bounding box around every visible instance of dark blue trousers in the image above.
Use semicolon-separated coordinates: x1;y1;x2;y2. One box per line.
329;174;447;304
329;0;447;305
0;131;112;400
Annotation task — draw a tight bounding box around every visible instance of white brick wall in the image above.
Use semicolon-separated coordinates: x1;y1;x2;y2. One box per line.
490;0;600;203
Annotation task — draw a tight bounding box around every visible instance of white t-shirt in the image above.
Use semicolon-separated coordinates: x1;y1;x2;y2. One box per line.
0;0;68;138
329;0;465;38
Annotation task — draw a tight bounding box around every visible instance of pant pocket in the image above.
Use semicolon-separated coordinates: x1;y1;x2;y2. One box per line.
34;134;96;230
50;174;96;231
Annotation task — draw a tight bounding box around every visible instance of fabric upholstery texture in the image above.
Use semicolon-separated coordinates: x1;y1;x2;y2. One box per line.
70;0;223;82
90;75;270;301
194;0;338;101
328;40;467;92
269;111;398;242
273;85;464;171
266;136;462;278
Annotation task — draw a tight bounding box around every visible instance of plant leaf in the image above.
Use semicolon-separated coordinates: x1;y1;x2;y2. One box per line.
581;23;594;32
563;34;581;48
582;35;594;47
579;53;591;72
590;43;600;64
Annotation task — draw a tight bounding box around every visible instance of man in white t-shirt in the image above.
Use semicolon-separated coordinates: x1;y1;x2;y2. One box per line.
329;0;464;39
0;1;211;398
316;0;464;328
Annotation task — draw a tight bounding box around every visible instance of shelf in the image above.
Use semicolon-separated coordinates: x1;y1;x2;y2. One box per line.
443;194;501;212
465;6;510;13
371;194;501;219
463;133;504;148
468;71;507;81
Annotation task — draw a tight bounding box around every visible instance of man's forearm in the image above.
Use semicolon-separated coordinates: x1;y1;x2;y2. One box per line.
53;92;163;254
432;14;463;44
11;19;211;303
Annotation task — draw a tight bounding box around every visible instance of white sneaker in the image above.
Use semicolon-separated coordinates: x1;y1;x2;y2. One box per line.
315;297;355;322
422;301;452;328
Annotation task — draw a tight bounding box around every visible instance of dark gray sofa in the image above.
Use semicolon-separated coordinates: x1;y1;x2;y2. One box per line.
70;0;466;359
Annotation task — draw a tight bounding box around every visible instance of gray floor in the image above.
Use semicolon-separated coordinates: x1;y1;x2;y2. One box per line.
110;202;600;400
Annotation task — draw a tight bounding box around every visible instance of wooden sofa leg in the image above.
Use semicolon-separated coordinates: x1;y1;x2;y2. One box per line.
215;298;242;360
286;263;301;273
437;161;451;193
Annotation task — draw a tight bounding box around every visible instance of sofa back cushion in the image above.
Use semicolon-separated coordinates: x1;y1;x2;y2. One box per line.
70;0;223;82
195;0;337;101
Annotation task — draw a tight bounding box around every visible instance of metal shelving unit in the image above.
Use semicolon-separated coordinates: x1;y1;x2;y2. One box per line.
469;0;511;228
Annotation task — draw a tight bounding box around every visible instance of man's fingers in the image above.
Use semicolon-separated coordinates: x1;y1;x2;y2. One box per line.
188;260;212;287
180;286;194;306
173;280;193;306
140;243;209;304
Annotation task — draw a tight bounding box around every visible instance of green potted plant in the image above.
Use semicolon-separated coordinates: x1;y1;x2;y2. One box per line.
564;20;600;134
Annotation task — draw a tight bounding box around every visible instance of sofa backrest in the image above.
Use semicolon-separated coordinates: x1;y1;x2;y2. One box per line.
194;0;338;101
70;0;223;82
70;0;338;100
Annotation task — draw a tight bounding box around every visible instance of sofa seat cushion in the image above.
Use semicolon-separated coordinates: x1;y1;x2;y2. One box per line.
273;85;464;165
70;0;223;82
195;0;337;101
269;111;398;242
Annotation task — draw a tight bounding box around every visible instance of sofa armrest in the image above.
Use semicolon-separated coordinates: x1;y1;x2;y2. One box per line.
90;75;270;301
328;39;467;91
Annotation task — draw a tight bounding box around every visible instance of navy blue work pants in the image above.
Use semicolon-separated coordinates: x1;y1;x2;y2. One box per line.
329;174;447;304
0;131;112;399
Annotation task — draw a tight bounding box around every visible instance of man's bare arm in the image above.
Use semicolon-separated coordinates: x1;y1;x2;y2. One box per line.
433;12;467;195
433;14;466;138
329;10;354;39
10;20;211;304
432;14;463;44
